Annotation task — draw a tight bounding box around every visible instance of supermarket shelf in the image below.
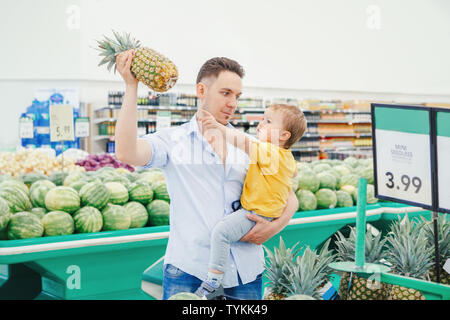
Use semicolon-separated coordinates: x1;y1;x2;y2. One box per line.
308;119;372;124
94;118;191;124
94;135;114;141
96;105;198;111
303;109;372;114
292;147;321;152
318;133;372;138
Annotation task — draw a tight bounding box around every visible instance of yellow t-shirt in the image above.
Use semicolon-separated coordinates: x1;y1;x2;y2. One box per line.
241;141;297;218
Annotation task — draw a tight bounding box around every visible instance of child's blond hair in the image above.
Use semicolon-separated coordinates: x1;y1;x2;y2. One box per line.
268;104;307;149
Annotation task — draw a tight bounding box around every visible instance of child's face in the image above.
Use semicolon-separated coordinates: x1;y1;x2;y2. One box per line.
256;108;288;145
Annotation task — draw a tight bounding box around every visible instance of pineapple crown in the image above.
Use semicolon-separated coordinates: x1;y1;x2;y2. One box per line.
95;30;142;73
420;214;450;262
385;214;434;279
263;237;301;296
282;239;336;300
334;224;387;264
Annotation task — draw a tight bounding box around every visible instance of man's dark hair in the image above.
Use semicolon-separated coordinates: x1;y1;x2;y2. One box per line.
196;57;245;84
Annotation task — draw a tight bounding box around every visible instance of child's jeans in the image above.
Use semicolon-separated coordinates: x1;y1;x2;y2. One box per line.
209;208;274;272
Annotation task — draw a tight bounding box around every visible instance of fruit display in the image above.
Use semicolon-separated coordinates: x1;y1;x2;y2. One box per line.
76;153;135;172
0;167;170;240
293;157;376;211
96;30;178;93
0;148;85;177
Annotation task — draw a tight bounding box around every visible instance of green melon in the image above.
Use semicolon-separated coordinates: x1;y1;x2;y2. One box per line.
338;174;360;189
353;184;378;204
312;163;332;174
73;206;103;233
42;211;75;236
168;292;202;300
343;156;359;168
317;172;337;190
79;181;110;210
128;182;154;205
7;211;44;240
340;185;357;203
0;179;29;196
21;172;48;187
104;182;129;205
45;186;80;214
0;187;32;213
63;171;85;187
101;204;131;231
147;200;170;226
296;189;317;211
124;201;149;228
152;181;170;203
139;170;165;186
30;207;47;219
333;165;353;177
335;190;354;208
103;175;131;189
297;171;320;193
0;197;12;232
30;180;56;208
315;188;337;209
49;172;69;186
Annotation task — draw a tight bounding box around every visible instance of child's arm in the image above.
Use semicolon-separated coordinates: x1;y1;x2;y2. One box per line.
198;109;253;156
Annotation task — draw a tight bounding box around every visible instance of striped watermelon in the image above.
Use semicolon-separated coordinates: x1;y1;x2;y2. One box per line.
7;211;44;240
21;172;48;187
79;181;110;210
147;200;170;226
42;211;75;236
0;179;29;196
49;171;69;186
45;186;80;214
0;187;32;213
139;170;165;186
103;175;131;189
0;197;12;232
128;182;153;205
152;181;170;203
124;201;149;228
73;206;103;233
30;207;47;220
101;204;131;231
30;180;56;208
63;171;85;187
104;182;129;205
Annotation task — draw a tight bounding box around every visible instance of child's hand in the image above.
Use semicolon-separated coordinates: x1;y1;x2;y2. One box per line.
198;109;220;130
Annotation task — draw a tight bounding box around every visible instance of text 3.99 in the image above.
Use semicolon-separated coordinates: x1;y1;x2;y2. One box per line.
385;172;422;193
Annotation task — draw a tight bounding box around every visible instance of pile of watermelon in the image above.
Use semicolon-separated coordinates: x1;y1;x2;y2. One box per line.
292;157;377;212
0;167;170;240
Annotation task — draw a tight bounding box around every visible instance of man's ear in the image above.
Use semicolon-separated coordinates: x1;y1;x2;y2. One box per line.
196;82;206;99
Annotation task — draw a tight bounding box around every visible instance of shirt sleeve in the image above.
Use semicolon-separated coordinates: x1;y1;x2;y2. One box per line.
140;131;170;169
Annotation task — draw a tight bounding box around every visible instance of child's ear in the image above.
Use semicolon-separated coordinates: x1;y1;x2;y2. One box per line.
280;130;291;142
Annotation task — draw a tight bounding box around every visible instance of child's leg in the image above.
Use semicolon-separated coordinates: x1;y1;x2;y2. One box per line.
206;209;257;286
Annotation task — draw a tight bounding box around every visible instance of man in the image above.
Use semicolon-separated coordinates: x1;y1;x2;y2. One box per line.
115;52;298;300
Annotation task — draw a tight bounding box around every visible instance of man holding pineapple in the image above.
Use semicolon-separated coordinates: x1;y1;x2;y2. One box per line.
113;50;298;300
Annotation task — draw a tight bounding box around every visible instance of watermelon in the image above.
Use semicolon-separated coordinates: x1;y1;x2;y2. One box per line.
336;190;354;208
312;163;332;174
45;186;80;214
128;182;153;205
315;188;337;209
338;174;360;189
139;170;165;186
63;171;85;186
0;179;29;196
79;182;110;210
30;180;56;208
124;201;149;228
30;207;47;219
0;197;12;232
105;182;129;205
147;200;170;226
103;175;131;189
353;184;378;204
42;211;75;236
7;211;44;240
168;292;202;300
73;206;103;233
49;172;69;186
297;171;320;193
69;180;88;193
333;165;352;177
343;156;359;168
0;187;32;213
295;189;317;211
340;185;357;202
152;181;169;203
101;204;131;231
21;172;48;187
297;162;313;172
317;172;337;190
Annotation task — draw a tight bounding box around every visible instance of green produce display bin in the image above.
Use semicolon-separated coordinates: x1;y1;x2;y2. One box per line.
0;202;437;300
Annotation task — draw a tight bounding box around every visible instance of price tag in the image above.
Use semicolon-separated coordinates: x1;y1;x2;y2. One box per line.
372;105;433;208
436;110;450;212
156;111;171;131
75;117;90;138
49;105;74;142
19;117;34;139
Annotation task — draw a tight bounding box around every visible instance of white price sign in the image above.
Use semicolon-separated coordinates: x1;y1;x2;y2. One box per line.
372;105;433;209
49;104;74;142
19;118;34;139
75;117;90;138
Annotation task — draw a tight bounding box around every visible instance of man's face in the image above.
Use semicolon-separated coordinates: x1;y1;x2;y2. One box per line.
198;71;242;125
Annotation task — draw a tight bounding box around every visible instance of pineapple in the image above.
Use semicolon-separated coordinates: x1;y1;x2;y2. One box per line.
385;215;434;300
420;214;450;284
262;237;300;300
282;239;335;300
96;30;178;93
334;224;390;300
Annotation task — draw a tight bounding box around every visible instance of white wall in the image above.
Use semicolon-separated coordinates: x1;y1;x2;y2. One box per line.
1;0;450;149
